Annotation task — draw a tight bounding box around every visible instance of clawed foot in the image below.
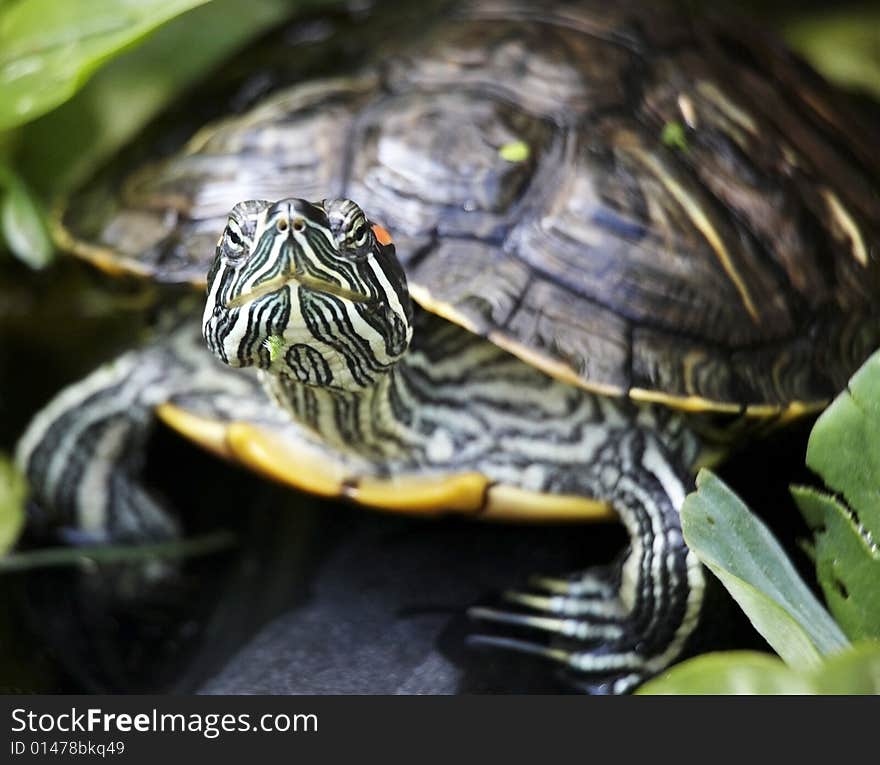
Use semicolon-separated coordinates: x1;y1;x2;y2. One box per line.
468;560;698;694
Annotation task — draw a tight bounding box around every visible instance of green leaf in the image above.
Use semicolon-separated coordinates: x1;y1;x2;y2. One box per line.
639;642;880;695
683;470;849;668
0;0;214;131
0;454;27;557
0;164;52;267
805;351;880;539
792;350;880;641
15;0;303;197
810;641;880;694
784;10;880;100
638;651;813;695
794;487;880;642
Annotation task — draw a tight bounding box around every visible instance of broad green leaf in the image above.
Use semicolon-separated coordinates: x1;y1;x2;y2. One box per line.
0;129;16;161
805;351;880;542
16;0;303;197
0;164;52;267
792;350;880;641
810;641;880;694
0;0;214;130
784;10;880;100
640;642;880;695
683;470;849;668
638;651;812;695
794;487;880;641
0;454;27;557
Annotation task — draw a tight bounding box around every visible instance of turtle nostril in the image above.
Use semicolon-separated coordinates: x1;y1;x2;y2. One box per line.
276;217;289;233
292;217;305;232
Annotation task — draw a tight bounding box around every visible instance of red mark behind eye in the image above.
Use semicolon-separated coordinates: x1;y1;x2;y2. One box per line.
371;223;393;246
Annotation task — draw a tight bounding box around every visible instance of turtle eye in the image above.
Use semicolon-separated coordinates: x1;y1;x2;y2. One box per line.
219;218;248;261
336;218;373;261
344;219;370;248
352;222;369;243
322;198;376;259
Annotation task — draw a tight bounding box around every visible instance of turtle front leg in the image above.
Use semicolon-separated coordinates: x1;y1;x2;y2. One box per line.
470;429;705;694
15;335;195;545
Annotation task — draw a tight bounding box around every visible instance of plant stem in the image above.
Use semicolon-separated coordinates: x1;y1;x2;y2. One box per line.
0;530;237;572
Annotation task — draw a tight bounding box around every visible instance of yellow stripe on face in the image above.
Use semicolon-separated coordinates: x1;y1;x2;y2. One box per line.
223;271;373;309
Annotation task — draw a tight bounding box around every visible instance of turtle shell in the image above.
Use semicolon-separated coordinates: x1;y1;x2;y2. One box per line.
57;0;880;415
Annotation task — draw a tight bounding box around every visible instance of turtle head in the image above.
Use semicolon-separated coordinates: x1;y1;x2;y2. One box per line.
203;197;413;391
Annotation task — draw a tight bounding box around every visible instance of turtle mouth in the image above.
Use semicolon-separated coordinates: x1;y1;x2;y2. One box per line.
224;272;374;309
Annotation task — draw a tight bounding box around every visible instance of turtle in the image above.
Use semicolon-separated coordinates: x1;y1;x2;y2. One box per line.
14;0;880;693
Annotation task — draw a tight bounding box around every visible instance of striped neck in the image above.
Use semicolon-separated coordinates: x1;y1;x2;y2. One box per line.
259;366;412;460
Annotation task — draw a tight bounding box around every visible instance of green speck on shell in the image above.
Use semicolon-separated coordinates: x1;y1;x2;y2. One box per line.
265;334;284;363
661;121;689;152
498;140;530;162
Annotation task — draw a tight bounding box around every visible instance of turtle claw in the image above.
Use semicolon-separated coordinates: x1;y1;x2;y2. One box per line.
467;630;644;696
527;572;614;598
468;552;693;693
502;588;623;619
470;603;625;641
502;589;559;611
466;633;571;663
469;605;556;630
470;449;708;693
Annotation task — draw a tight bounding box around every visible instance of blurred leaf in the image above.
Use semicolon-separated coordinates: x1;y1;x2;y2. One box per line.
0;164;52;267
16;0;305;196
0;454;27;557
0;0;216;131
0;129;16;161
810;641;880;693
638;651;813;695
640;642;880;695
792;350;880;641
682;470;849;669
784;9;880;100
